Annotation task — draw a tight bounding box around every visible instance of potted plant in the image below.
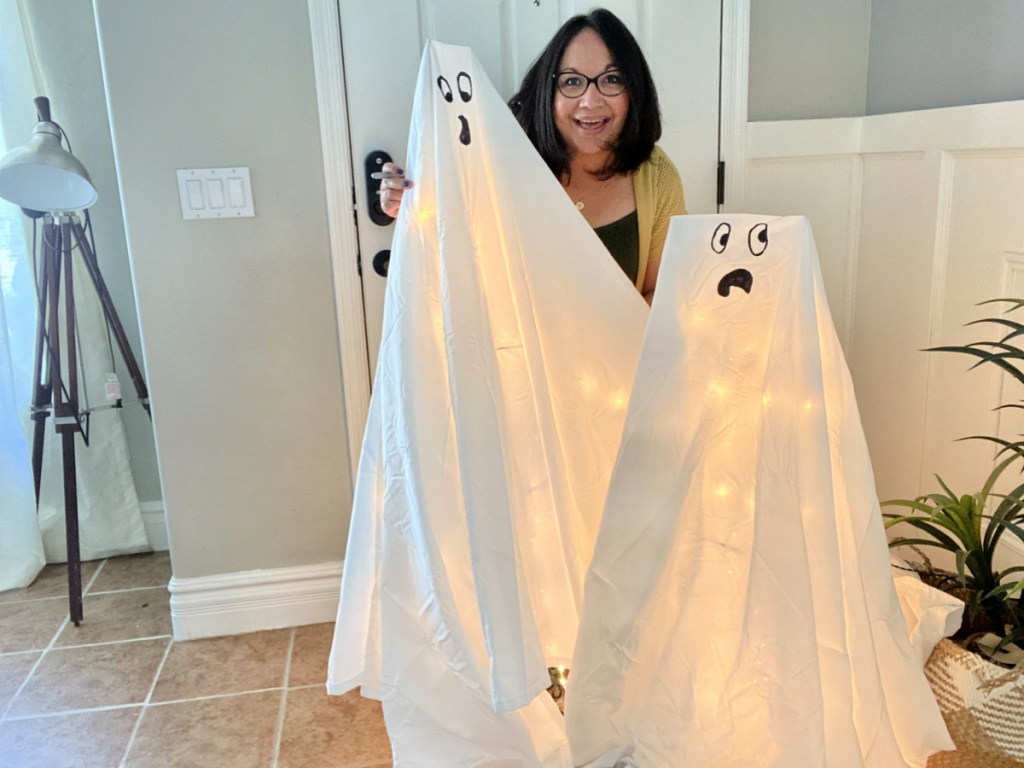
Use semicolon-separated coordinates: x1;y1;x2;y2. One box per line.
881;299;1024;762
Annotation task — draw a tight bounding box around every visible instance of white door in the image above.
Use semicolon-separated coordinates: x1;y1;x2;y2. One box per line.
338;0;723;376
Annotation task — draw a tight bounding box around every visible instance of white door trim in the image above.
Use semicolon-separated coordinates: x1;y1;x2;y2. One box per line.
308;0;371;482
719;0;750;211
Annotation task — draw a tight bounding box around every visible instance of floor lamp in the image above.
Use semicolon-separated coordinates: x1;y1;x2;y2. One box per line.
0;97;150;625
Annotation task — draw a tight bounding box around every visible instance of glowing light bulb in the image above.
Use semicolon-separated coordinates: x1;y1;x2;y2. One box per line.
762;393;771;407
610;392;626;409
715;484;729;499
578;375;597;394
802;400;814;412
417;207;434;221
709;382;728;398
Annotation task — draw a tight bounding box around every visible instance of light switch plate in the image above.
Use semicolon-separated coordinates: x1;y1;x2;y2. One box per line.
176;167;255;219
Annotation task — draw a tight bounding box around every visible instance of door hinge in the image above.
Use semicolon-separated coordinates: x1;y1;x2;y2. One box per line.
716;160;726;207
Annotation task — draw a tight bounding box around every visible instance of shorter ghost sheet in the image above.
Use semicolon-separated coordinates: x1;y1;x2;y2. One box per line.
567;215;954;768
327;41;648;767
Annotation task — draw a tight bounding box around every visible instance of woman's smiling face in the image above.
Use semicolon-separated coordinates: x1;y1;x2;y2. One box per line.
553;28;629;167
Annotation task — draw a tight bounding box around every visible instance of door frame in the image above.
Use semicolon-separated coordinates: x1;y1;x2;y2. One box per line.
308;0;752;480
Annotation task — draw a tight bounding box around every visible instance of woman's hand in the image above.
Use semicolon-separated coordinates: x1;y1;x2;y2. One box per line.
374;162;414;218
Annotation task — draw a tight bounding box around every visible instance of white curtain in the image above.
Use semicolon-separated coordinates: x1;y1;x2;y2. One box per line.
0;0;148;591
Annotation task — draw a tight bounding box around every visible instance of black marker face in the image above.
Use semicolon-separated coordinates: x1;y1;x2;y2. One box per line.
713;222;769;298
437;76;453;102
438;71;473;145
748;223;768;256
712;223;731;254
718;268;753;297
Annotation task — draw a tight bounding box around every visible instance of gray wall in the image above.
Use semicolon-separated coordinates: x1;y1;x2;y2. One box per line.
750;0;1024;121
865;0;1024;115
748;0;872;121
20;1;162;502
92;0;352;578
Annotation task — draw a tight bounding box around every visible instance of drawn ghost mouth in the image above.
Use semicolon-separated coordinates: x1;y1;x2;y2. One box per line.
458;115;471;145
718;268;753;297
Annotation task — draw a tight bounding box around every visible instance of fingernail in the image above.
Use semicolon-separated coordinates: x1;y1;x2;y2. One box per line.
396;167;404;174
402;180;411;187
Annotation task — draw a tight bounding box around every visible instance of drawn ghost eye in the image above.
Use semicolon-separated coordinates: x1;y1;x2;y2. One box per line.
437;76;453;102
748;223;768;256
457;72;473;102
711;222;731;254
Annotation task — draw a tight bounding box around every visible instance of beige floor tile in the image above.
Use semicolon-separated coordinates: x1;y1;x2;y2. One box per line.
0;561;102;604
87;552;171;594
289;622;334;687
277;687;391;768
151;629;290;702
0;653;40;713
54;588;171;647
0;707;140;768
0;598;68;653
125;690;279;767
8;638;168;716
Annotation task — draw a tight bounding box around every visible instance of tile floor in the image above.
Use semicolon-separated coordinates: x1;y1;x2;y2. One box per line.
0;553;997;768
0;553;391;768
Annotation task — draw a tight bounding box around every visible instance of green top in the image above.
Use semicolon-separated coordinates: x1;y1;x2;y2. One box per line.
595;209;640;284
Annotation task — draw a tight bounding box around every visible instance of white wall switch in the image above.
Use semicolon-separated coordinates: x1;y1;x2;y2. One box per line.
176;167;255;219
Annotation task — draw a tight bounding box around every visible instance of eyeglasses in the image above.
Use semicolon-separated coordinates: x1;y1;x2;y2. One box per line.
554;70;626;98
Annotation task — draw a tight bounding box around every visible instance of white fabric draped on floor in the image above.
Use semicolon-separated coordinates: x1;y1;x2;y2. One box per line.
328;41;953;768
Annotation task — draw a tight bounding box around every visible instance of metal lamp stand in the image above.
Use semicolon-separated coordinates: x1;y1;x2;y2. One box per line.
29;211;150;626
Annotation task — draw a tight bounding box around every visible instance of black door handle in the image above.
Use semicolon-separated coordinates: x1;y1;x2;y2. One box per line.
365;150;395;226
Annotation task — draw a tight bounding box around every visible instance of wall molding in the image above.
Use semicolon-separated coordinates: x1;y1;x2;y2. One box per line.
168;561;343;641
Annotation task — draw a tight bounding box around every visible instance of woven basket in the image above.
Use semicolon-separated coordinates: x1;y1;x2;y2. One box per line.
925;638;1024;766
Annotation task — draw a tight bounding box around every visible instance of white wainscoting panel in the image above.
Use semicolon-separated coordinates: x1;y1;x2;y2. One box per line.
853;151;935;501
744;153;860;344
740;101;1024;571
168;561;343;641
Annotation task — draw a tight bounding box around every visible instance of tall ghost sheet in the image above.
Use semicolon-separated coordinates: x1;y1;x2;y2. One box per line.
327;42;648;765
566;215;953;767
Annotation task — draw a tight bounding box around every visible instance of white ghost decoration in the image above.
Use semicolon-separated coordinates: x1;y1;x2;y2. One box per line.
327;40;646;766
566;215;954;767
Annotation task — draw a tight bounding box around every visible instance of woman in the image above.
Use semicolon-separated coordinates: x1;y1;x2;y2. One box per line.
378;8;686;301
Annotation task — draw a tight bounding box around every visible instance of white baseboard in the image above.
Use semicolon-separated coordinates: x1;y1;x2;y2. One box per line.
139;501;169;552
168;561;343;641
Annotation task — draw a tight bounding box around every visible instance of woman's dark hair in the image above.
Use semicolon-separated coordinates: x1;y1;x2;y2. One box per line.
508;8;661;180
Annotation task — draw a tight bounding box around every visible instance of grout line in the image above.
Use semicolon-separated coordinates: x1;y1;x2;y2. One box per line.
1;610;71;722
271;627;297;768
48;634;173;652
138;686;293;708
119;635;174;768
82;559;107;595
4;702;143;723
87;585;171;597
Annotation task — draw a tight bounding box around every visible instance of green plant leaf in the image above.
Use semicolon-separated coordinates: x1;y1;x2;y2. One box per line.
978;297;1024;312
886;537;959;554
883;518;961;550
955;549;972;585
983;580;1024;602
965;316;1024;343
926;344;1024;386
882;498;941;516
996;565;1024;581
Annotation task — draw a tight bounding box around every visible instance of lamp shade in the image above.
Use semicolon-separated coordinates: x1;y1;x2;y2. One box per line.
0;121;97;212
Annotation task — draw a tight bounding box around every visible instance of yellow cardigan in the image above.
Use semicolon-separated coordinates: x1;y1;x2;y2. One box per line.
633;146;687;293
